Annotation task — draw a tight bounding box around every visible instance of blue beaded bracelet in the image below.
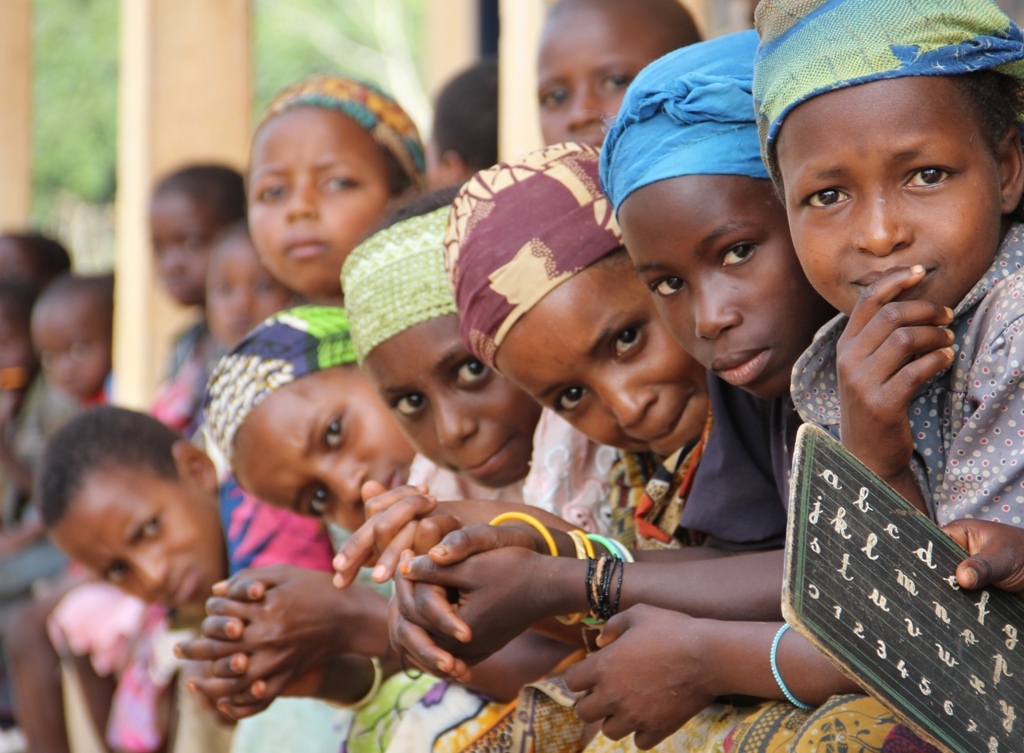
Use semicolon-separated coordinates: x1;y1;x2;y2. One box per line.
770;624;814;710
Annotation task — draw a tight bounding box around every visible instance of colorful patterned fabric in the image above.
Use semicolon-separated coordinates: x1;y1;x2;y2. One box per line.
793;224;1024;525
725;694;898;753
585;703;754;753
343;206;456;363
219;475;335;574
880;726;942;753
255;75;425;191
204;305;356;461
444;142;623;367
752;0;1024;167
600;30;768;215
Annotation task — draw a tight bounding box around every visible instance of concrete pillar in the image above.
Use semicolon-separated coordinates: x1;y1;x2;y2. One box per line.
423;0;480;99
114;0;251;409
497;0;545;160
0;0;33;231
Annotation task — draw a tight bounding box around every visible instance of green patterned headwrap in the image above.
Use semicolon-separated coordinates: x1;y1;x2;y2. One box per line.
753;0;1024;171
204;305;356;462
342;206;456;364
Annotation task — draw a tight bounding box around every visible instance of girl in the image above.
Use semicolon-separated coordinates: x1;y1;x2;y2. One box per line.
150;164;247;436
247;76;425;305
537;0;701;148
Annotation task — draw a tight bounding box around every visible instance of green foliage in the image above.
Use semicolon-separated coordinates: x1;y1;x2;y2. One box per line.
31;0;119;220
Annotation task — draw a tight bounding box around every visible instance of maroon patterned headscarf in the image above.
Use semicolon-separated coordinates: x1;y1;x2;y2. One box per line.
443;142;623;367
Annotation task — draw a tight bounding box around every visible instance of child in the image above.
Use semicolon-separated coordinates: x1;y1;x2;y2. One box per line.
247;76;426;304
537;0;701;148
205;221;294;351
426;59;498;189
755;0;1024;524
37;407;374;750
0;232;72;288
345;187;542;499
30;274;114;406
150;164;247;435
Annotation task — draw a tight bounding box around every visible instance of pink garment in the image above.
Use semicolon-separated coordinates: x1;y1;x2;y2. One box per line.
410;410;617;534
522;410;618;535
47;582;147;677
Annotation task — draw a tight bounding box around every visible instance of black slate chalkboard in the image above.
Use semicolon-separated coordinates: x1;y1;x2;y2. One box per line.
784;425;1024;753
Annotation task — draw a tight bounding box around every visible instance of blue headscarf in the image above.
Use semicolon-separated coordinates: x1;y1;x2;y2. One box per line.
600;30;768;215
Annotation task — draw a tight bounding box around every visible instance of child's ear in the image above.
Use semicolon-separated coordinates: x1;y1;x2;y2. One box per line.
170;440;219;496
997;125;1024;215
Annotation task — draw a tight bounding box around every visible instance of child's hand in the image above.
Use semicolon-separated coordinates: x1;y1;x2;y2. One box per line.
837;266;954;512
564;605;718;749
943;519;1024;594
332;482;461;588
392;544;556;672
177;565;388;713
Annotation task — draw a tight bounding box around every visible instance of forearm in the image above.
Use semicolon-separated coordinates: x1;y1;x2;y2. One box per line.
461;631;577;702
338;583;392;658
705;621;860;705
532;550;786;622
0;445;32;499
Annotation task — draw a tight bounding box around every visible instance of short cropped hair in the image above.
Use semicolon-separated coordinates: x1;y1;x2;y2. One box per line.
376;185;461;234
548;0;702;52
153;164;247;227
0;233;72;287
40;407;182;528
432;59;499;173
0;281;39;331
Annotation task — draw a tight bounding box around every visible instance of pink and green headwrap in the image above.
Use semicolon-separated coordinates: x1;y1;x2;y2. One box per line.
254;75;426;192
443;142;623;368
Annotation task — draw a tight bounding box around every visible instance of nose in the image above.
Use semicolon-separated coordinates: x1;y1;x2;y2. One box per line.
285;177;317;221
855;192;912;257
601;376;657;433
332;455;370;514
133;550;169;601
693;287;741;341
566;86;604;134
434;398;478;450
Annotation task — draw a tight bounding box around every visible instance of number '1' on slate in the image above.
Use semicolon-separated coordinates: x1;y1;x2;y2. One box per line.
784;425;1024;753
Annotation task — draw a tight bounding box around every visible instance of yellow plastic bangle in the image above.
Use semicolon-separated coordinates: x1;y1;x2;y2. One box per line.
326;656;382;710
489;512;559;557
566;530;589;560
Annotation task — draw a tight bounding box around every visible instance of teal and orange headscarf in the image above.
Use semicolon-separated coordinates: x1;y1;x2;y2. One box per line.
443;142;623;368
204;305;356;462
753;0;1024;169
254;75;426;192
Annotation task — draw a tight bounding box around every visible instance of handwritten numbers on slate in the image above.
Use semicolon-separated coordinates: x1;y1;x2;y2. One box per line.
786;426;1024;753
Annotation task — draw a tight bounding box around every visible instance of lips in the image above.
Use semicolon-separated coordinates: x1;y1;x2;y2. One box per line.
172;568;201;606
385;467;409;491
284;236;331;261
461;438;512;482
711;349;772;388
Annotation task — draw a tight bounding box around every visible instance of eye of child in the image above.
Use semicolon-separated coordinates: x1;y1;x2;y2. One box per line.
310;487;329;515
539;87;569;110
456;358;488;386
256;185;285;203
807;188;849;208
722;244;755;266
325;419;343;448
326;176;357;191
141;516;159;538
909;168;949;187
614;326;641;356
600;73;633;93
557;386;586;412
653;277;684;297
105;561;128;583
395;393;426;416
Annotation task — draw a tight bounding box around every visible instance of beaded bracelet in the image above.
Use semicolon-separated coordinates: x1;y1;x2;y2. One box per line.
489;512;559;556
770;625;814;710
583;553;624;625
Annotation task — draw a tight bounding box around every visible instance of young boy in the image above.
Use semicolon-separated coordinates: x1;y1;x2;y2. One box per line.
426;59;499;189
0;232;71;289
30;274;114;406
537;0;701;148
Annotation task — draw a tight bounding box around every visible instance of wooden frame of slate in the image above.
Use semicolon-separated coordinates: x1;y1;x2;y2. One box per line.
784;425;1024;753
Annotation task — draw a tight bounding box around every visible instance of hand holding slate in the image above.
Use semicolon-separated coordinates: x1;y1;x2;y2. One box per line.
785;425;1024;753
